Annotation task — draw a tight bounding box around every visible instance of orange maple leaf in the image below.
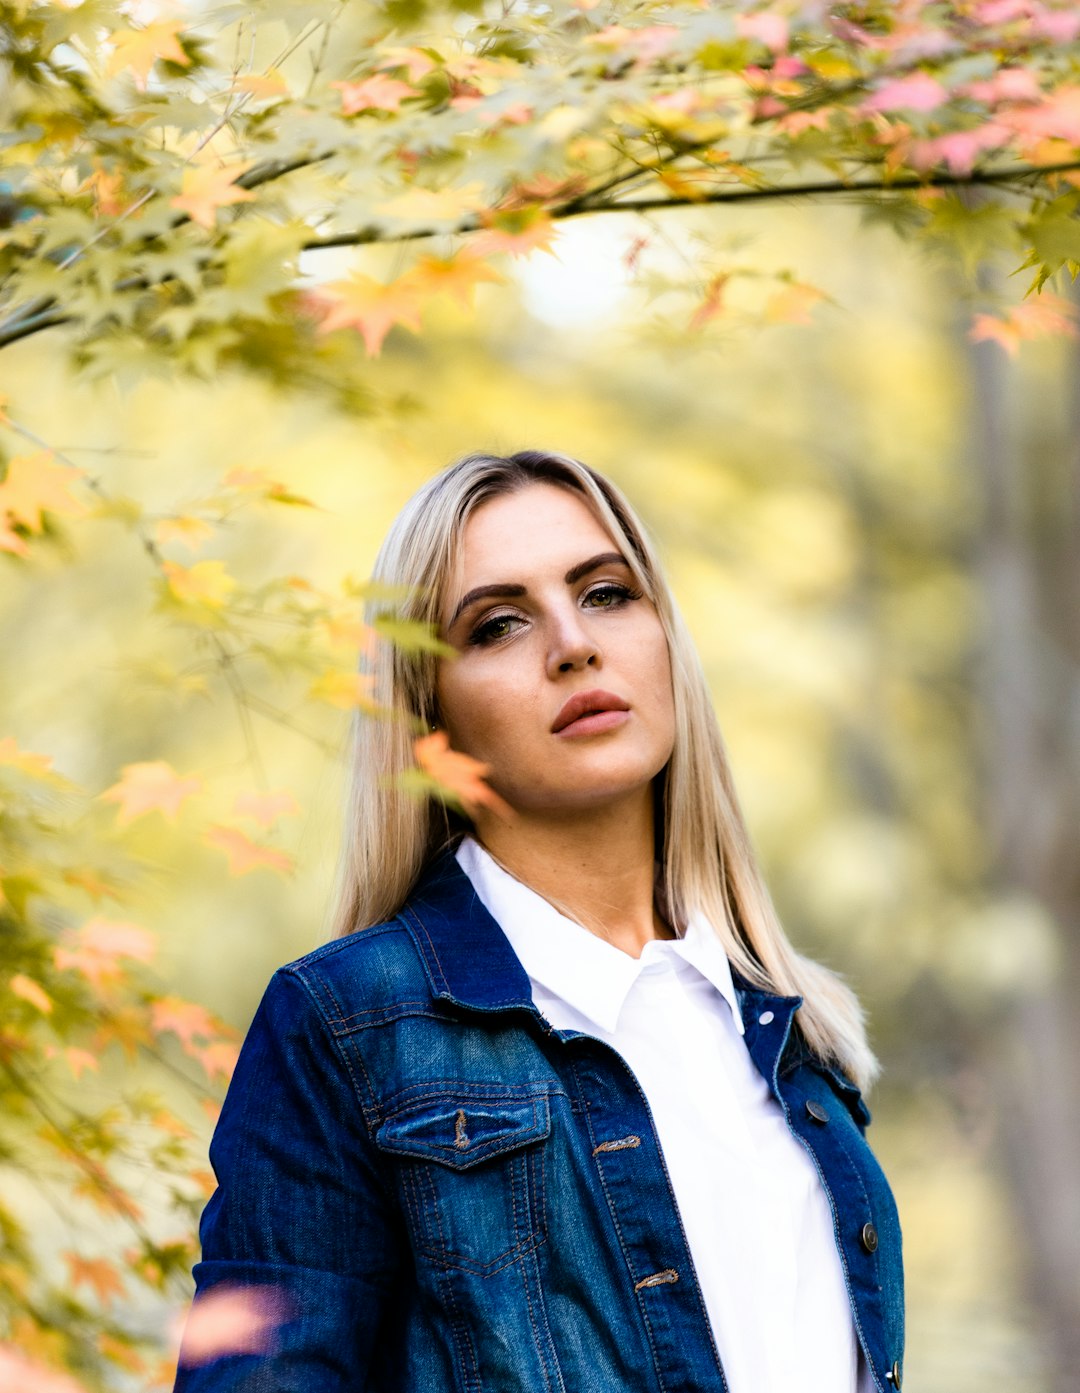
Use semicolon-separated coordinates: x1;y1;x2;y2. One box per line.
471;207;559;259
0;451;87;532
689;274;729;331
106;21;190;90
204;826;294;877
9;974;52;1014
232;70;289;100
64;1253;125;1306
332;75;416;114
411;249;505;308
162;559;237;608
85;165;127;217
170;162;255;230
174;1285;288;1368
413;731;514;819
0;517;28;557
64;1048;100;1080
99;760;203;824
151;995;220;1048
54;918;156;990
0;1346;88;1393
232;789;301;827
315;272;425;355
90;1004;154;1061
969;295;1078;355
191;1038;241;1084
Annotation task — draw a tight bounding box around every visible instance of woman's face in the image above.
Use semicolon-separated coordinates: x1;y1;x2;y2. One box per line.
436;482;676;818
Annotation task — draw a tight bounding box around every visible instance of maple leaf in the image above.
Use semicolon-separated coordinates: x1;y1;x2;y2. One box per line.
689;274;729;331
0;736;55;778
735;12;789;52
0;452;87;533
204;826;294;877
333;75;416;114
232;70;289;100
170;162;255;231
154;516;215;550
64;1048;100;1080
472;207;559;259
862;72;949;114
0;1345;88;1393
90;1004;154;1061
970;295;1078;354
162;558;237;608
62;866;119;901
99;760;203;824
0;519;29;557
410;249;505;308
377;182;485;227
308;669;377;710
174;1285;288;1368
9;974;52;1014
413;731;514;819
151;996;220;1048
84;166;127;217
191;1038;241;1084
106;21;190;91
64;1253;125;1306
766;282;825;325
54;918;156;990
232;789;301;827
376;46;437;82
315;272;425;355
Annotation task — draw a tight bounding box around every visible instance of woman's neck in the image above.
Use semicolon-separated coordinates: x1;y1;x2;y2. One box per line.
470;791;672;958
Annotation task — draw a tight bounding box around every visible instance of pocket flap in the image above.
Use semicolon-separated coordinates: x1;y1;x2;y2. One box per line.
376;1095;551;1170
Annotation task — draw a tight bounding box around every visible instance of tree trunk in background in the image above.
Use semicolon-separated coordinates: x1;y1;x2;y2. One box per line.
968;326;1080;1390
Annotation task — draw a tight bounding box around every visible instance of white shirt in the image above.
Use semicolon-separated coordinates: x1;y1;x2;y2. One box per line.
455;835;872;1393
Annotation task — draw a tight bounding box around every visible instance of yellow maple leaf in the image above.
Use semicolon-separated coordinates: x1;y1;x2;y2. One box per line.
315;272;425;355
232;789;301;828
162;558;237;608
766;282;825;325
411;249;505;309
0;451;87;533
171;161;255;230
154;516;215;550
99;760;203;824
308;669;377;710
204;826;294;877
0;736;55;778
377;182;485;226
9;974;52;1014
106;20;190;90
64;1253;125;1306
232;70;289;100
413;731;513;819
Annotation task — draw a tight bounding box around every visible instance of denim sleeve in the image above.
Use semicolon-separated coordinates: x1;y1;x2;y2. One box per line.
173;966;400;1392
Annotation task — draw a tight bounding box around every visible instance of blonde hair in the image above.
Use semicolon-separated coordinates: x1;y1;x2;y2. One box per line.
329;450;879;1091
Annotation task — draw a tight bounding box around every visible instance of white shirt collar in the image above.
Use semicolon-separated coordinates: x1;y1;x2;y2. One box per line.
454;835;744;1036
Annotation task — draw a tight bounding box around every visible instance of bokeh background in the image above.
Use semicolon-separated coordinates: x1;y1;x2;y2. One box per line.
4;191;1078;1390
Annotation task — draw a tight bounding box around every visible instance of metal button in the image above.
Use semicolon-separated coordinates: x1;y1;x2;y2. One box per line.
860;1222;878;1253
805;1100;828;1124
758;1010;774;1025
886;1360;902;1388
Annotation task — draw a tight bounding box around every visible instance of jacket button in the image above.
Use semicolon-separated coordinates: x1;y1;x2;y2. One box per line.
805;1100;828;1124
860;1222;878;1253
886;1359;902;1388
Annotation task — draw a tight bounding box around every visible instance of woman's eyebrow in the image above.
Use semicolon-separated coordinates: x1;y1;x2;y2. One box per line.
448;551;629;630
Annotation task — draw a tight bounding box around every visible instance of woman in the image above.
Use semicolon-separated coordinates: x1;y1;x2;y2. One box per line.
174;450;904;1393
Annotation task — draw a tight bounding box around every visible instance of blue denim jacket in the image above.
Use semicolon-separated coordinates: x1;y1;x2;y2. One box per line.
176;850;904;1392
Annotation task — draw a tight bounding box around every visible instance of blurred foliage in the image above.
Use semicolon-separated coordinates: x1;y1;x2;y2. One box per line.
3;0;1080;1389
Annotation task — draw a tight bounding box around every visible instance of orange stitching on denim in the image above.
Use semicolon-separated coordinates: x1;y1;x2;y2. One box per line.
634;1269;679;1290
454;1109;469;1149
593;1134;641;1155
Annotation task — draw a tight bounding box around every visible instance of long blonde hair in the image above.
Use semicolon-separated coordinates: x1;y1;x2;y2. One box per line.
329;450;878;1091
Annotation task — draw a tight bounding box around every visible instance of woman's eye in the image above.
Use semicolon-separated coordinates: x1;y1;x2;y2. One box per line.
583;582;641;609
468;613;523;646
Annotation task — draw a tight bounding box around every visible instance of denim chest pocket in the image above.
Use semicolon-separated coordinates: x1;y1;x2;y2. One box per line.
375;1094;550;1275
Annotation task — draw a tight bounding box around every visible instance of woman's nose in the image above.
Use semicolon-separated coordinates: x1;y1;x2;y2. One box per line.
546;608;600;677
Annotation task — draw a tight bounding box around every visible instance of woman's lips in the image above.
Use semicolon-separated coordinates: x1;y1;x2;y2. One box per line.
551;688;631;737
